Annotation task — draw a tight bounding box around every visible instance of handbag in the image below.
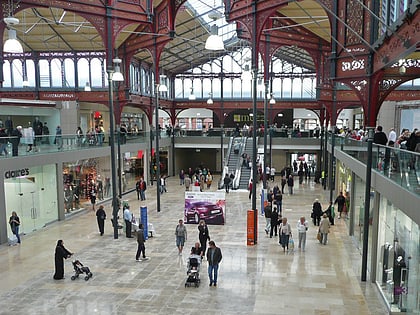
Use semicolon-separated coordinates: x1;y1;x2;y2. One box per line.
317;232;321;241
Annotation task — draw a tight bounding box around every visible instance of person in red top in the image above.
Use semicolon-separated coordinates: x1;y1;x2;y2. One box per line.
248;179;253;199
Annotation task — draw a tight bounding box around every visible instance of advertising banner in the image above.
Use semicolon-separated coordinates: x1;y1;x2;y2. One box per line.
184;191;225;225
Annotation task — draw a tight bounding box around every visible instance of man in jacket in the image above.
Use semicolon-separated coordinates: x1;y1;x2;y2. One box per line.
206;240;222;287
135;224;148;261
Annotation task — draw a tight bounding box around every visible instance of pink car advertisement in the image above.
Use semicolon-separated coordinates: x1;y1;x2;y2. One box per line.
184;192;226;225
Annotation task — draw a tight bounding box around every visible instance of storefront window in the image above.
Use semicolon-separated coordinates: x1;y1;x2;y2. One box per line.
376;197;420;313
5;165;58;237
63;157;111;212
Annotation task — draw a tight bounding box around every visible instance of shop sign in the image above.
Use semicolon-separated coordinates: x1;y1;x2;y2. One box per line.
5;168;30;179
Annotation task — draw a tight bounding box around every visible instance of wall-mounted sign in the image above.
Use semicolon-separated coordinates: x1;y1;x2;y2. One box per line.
5;168;29;179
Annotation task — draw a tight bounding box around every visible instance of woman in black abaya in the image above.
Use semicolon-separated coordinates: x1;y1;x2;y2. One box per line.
53;240;73;280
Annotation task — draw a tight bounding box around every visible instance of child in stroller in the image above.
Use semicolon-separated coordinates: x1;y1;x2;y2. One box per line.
185;247;201;287
71;259;93;281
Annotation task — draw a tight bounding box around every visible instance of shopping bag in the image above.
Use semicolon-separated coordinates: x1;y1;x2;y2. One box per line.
8;235;18;246
288;238;294;251
317;232;321;241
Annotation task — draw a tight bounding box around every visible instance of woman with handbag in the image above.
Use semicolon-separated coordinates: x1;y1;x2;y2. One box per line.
9;211;21;244
319;214;331;245
278;217;292;252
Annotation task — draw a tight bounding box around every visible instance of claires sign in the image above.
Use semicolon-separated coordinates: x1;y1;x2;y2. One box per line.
5;168;30;179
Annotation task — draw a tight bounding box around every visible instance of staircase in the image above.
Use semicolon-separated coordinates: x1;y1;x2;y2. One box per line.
238;137;253;189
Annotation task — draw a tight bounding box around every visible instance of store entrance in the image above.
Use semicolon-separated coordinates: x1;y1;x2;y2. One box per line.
4;165;58;238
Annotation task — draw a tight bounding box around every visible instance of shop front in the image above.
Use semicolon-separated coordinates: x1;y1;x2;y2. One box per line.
4;164;58;238
63;157;112;212
376;197;419;313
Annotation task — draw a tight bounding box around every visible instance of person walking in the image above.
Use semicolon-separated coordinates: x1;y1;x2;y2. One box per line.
319;214;331;245
248;179;253;199
287;175;294;195
179;169;185;185
324;201;335;225
55;125;63;150
334;191;346;219
53;240;73;280
206;240;222;287
9;211;21;244
124;205;133;238
10;126;22;156
198;219;210;257
95;205;106;236
136;178;147;201
279;217;292;252
274;189;283;214
264;202;272;235
175;219;187;255
223;173;231;193
296;216;309;251
312;199;323;226
270;207;279;238
135;224;149;261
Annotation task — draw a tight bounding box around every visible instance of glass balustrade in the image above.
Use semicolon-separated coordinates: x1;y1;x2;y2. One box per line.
329;133;420;197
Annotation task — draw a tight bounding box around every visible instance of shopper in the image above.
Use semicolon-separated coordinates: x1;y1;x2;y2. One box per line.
9;211;21;244
124;205;134;238
175;219;187;255
95;205;106;236
206;240;222;287
198;219;210;257
135;224;149;261
53;240;73;280
319;214;331;245
296;216;309;251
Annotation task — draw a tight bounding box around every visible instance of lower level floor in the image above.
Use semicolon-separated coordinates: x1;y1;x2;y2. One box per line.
0;176;389;315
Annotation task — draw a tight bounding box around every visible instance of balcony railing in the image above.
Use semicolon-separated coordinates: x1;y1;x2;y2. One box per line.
330;134;420;197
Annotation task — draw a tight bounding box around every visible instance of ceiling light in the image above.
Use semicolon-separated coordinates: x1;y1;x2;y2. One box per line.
269;95;276;104
241;64;252;81
4;29;23;53
207;93;213;105
159;84;168;92
158;75;168;92
84;82;91;91
112;58;124;82
205;24;225;51
22;75;29;87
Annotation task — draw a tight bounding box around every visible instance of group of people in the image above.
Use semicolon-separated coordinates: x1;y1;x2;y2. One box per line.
179;166;213;192
175;219;223;286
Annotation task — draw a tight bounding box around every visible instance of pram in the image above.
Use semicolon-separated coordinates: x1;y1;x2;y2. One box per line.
71;260;93;281
185;256;201;287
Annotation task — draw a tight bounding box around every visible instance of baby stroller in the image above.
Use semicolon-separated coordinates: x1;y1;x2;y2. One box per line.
185;256;201;287
71;260;93;281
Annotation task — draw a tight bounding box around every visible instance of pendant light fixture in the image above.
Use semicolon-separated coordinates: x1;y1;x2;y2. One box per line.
205;0;225;51
3;1;24;54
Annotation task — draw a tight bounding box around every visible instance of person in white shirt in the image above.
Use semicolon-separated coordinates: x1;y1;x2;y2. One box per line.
123;206;133;238
296;216;309;251
388;128;397;146
270;167;276;182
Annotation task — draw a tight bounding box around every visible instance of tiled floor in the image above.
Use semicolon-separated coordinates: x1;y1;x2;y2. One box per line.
0;176;389;315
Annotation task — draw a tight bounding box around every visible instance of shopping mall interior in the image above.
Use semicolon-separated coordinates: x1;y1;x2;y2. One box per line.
0;0;419;314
